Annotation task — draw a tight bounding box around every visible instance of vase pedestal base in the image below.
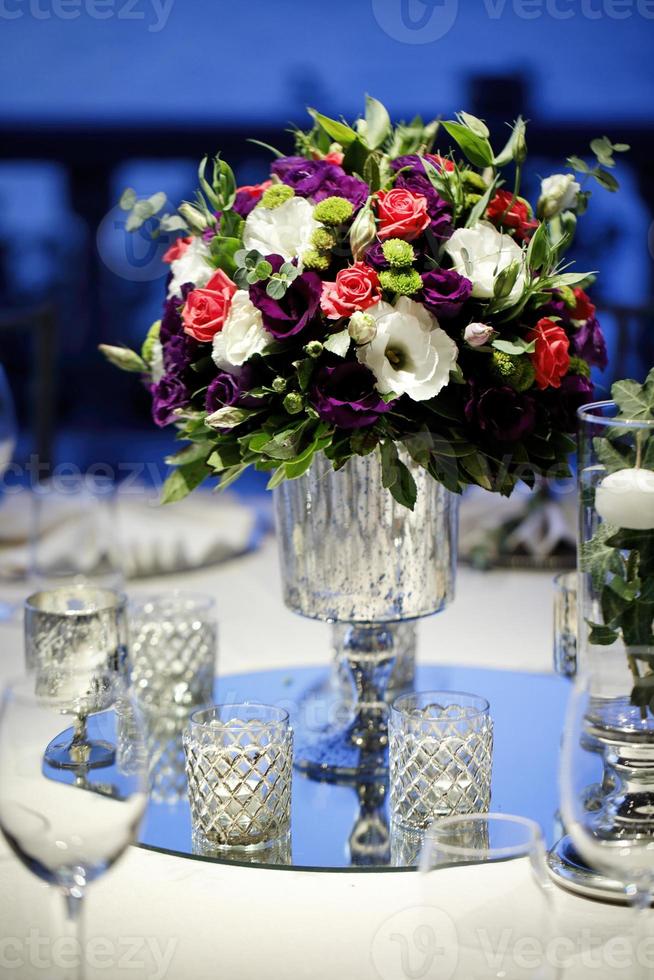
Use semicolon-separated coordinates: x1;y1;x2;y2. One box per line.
547;835;640;905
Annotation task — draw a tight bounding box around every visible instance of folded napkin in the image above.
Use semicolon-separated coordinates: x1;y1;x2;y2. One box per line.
0;487;264;581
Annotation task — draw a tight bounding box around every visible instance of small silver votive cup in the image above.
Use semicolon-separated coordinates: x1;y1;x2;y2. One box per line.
183;703;293;851
129;593;217;708
389;691;493;832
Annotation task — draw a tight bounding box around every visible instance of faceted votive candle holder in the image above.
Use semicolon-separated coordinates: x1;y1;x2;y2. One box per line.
130;593;217;708
389;691;493;832
183;703;293;851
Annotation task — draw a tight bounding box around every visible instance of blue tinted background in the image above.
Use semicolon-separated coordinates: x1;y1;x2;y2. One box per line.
0;0;653;473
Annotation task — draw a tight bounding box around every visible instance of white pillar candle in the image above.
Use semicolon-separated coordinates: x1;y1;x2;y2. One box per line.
595;468;654;530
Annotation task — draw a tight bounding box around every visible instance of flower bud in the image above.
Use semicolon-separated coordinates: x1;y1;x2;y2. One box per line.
349;201;376;262
464;322;495;348
537;173;581;219
206;406;249;429
305;341;323;359
272;376;288;393
178;202;210;233
283;392;304;415
348;311;377;345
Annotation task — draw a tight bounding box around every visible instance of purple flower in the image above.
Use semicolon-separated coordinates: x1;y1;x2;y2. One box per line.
205;371;241;413
391;156;452;239
420;268;472;319
249;255;322;339
364;242;390;270
151;375;188;428
310;362;393;430
163;334;194;375
465;385;536;443
544;373;594;431
271;157;368;209
570;317;608;371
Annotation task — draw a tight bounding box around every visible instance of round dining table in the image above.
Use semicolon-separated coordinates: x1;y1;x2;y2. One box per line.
0;529;640;980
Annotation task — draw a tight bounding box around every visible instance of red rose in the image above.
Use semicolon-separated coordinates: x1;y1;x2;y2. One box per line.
163;236;192;264
571;287;595;323
182;269;237;343
237;180;271;202
425;153;455;173
486;191;538;242
320;262;381;319
376;188;430;241
528;317;570;390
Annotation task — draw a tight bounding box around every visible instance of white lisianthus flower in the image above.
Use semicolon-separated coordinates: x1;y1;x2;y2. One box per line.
356;297;458;402
538;173;581;218
444;221;526;306
243;196;319;261
212;290;272;373
150;338;165;383
167;237;213;298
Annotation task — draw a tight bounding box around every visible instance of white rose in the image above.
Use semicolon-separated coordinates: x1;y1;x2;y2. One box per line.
167;237;213;298
538;173;581;218
356;297;458;402
444;221;526;306
212;290;272;373
242;196;319;261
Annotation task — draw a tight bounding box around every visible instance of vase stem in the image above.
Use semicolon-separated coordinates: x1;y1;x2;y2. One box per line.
343;624;396;755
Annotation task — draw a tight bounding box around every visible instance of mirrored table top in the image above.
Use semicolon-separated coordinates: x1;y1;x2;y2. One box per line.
131;664;568;872
44;664;568;872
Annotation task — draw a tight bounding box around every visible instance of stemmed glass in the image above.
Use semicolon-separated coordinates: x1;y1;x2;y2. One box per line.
0;673;148;980
420;813;558;980
0;363;18;621
560;670;654;977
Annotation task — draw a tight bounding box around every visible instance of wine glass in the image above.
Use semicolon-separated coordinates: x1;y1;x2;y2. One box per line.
0;363;18;621
420;813;558;980
560;668;654;977
0;673;148;980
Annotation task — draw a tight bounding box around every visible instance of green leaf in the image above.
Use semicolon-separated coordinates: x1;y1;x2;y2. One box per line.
593;168;619;192
324;329;351;358
612;375;654;420
266;278;288;300
567;156;590;174
98;344;147;373
206;443;243;472
246;138;285;159
308;109;358;147
465;178;497;228
587;620;620;646
442;121;494;169
216;463;248;491
580;523;624;592
592;436;631;474
165;442;211;467
210;236;242;276
160;458;211;504
492;338;535;355
351;428;379;456
364;95;392;150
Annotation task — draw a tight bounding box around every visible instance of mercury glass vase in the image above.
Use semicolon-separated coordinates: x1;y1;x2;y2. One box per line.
274;450;458;782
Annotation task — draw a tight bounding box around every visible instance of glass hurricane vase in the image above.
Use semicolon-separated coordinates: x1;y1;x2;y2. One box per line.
274;449;458;783
550;401;654;903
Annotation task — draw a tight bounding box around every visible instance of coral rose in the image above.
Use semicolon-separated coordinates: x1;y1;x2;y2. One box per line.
182;269;237;343
320;263;381;320
376;188;430;241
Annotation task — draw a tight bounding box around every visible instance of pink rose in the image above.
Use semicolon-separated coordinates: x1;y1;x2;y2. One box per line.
324;150;345;166
376;188;431;241
163;236;192;264
182;269;237;343
320;262;381;320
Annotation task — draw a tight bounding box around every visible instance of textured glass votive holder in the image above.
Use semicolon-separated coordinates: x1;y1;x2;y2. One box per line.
389;691;493;832
130;593;217;708
553;571;577;679
183;703;293;851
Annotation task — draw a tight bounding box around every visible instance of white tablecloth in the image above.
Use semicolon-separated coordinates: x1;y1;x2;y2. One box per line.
0;536;639;980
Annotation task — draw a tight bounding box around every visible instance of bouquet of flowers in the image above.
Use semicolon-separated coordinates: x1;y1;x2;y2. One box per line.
102;97;625;508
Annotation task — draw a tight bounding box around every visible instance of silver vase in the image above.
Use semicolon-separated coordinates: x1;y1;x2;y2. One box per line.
274;450;458;782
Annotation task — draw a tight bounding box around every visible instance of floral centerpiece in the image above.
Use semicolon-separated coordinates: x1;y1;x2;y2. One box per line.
102;98;625;508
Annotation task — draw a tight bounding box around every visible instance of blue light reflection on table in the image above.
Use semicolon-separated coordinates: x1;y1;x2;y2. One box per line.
137;664;569;872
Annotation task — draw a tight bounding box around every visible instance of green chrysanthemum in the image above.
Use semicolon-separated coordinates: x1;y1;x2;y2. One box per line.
311;227;337;250
568;355;591;379
313;196;354;225
302;249;331;271
381;239;415;268
379;268;423;296
490;351;536;393
260;184;295;209
283;392;304;415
